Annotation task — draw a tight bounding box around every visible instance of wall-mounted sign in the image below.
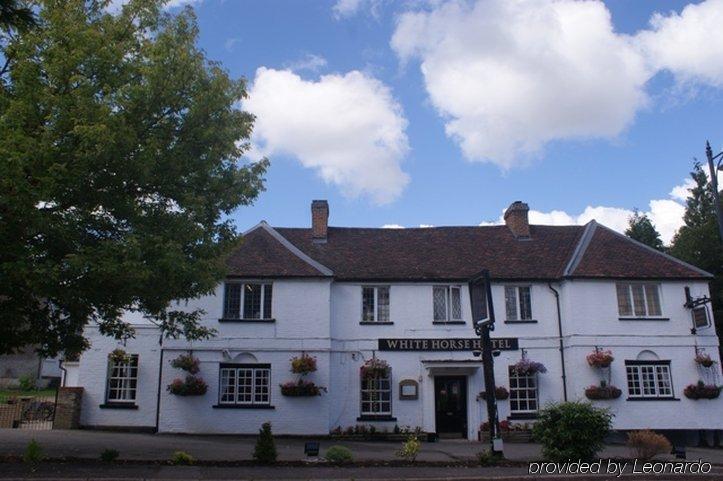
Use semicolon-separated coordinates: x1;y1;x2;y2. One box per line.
378;337;518;352
399;380;419;400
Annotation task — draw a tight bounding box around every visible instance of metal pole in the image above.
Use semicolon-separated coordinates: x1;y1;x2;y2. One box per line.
706;141;723;242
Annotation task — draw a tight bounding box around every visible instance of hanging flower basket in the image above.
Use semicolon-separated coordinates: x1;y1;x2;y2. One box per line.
511;358;547;376
360;358;390;379
584;384;622;400
109;348;131;364
479;386;510;401
683;381;722;400
171;354;200;374
694;353;716;368
586;349;614;368
167;375;208;396
290;353;317;375
280;379;327;397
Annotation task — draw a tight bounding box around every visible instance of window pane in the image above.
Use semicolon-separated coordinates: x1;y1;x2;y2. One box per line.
508;365;537;413
631;285;646;317
243;284;262;319
518;287;532;320
433;287;447;321
377;287;390;322
107;355;138;402
450;287;462;320
505;287;518;320
224;283;242;319
644;284;661;316
360;371;391;415
362;287;375;321
263;284;273;319
616;284;632;316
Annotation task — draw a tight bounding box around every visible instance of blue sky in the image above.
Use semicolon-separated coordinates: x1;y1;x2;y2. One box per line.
174;0;723;243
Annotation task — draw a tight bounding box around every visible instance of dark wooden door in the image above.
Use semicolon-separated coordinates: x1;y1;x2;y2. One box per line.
434;376;467;437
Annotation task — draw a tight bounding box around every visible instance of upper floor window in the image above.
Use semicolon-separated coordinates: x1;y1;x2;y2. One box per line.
616;283;662;318
433;285;462;322
106;354;139;403
505;286;532;321
223;282;273;319
362;286;390;323
219;364;271;406
625;361;673;399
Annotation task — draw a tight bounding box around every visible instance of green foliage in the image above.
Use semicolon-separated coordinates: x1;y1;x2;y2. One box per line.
23;439;43;464
170;451;195;465
625;209;664;251
17;373;36;391
532;402;612;462
478;449;504;466
100;448;119;463
253;422;277;464
0;0;37;33
0;0;268;356
324;445;353;463
396;434;421;463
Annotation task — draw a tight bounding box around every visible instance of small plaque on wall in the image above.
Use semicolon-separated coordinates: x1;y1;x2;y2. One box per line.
399;379;418;400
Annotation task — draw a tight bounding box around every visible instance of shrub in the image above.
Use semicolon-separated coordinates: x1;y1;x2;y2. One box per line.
170;451;195;465
23;439;43;464
587;349;614;368
325;445;353;463
170;354;200;374
478;449;504;466
100;448;119;462
532;402;612;462
291;353;317;374
396;435;421;463
18;374;37;392
253;422;277;464
683;381;722;399
627;430;672;460
167;376;208;396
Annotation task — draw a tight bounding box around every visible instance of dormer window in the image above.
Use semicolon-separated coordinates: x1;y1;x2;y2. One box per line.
433;286;463;323
223;282;273;320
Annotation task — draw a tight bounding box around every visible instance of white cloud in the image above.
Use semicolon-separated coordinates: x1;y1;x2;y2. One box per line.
333;0;383;18
224;37;241;52
669;178;696;202
382;224;405;229
244;68;410;204
392;0;651;168
283;54;328;73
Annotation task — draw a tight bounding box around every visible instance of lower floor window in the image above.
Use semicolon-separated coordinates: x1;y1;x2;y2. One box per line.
509;366;538;413
106;354;139;403
219;364;270;405
361;374;391;415
626;361;673;398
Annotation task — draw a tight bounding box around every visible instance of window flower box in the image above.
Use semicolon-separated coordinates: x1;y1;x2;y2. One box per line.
171;354;200;374
586;349;614;368
360;358;390;379
510;358;546;376
280;379;326;397
479;420;533;443
478;386;509;401
683;381;722;400
694;353;716;368
290;353;317;375
584;384;622;400
167;375;208;396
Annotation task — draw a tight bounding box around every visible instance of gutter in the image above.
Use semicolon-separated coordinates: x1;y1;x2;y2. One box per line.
548;283;568;402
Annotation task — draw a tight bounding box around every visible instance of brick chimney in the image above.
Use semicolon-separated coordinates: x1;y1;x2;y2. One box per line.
311;200;329;242
504;201;530;239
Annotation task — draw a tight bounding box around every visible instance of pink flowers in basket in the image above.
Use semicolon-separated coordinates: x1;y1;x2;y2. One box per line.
510;358;547;376
586;349;614;368
360;358;390;379
694;353;716;368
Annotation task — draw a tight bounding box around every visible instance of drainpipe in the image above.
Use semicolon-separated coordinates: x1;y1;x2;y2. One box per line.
548;283;568;402
155;335;164;433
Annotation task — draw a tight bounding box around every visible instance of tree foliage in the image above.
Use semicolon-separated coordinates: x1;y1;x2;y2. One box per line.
625;209;664;251
669;162;723;335
0;0;268;356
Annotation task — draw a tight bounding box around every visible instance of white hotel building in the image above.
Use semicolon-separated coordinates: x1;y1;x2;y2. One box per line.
64;200;723;441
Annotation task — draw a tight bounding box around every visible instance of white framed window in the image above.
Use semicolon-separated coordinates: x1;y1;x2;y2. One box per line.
223;282;273;319
219;364;271;405
106;355;139;403
616;283;662;318
625;361;673;399
362;286;390;322
505;286;532;321
361;371;392;415
433;285;463;322
509;366;538;414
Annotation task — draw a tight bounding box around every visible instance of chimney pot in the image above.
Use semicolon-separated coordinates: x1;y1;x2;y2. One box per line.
311;200;329;242
504;201;530;239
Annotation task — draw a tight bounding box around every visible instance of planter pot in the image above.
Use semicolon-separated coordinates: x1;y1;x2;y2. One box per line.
584;385;622;400
684;382;722;400
280;381;326;397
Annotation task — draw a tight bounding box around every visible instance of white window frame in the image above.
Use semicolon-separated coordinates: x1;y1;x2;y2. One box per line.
616;283;663;318
360;370;392;416
106;355;139;403
219;364;271;406
505;285;533;321
223;282;273;320
433;285;463;322
361;285;390;323
625;362;673;399
508;366;538;414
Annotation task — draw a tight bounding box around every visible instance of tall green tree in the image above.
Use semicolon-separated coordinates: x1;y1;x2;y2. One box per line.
670;162;723;335
625;209;664;251
0;0;36;33
0;0;268;356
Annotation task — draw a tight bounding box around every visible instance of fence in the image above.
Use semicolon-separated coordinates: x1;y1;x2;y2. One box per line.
0;391;57;430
